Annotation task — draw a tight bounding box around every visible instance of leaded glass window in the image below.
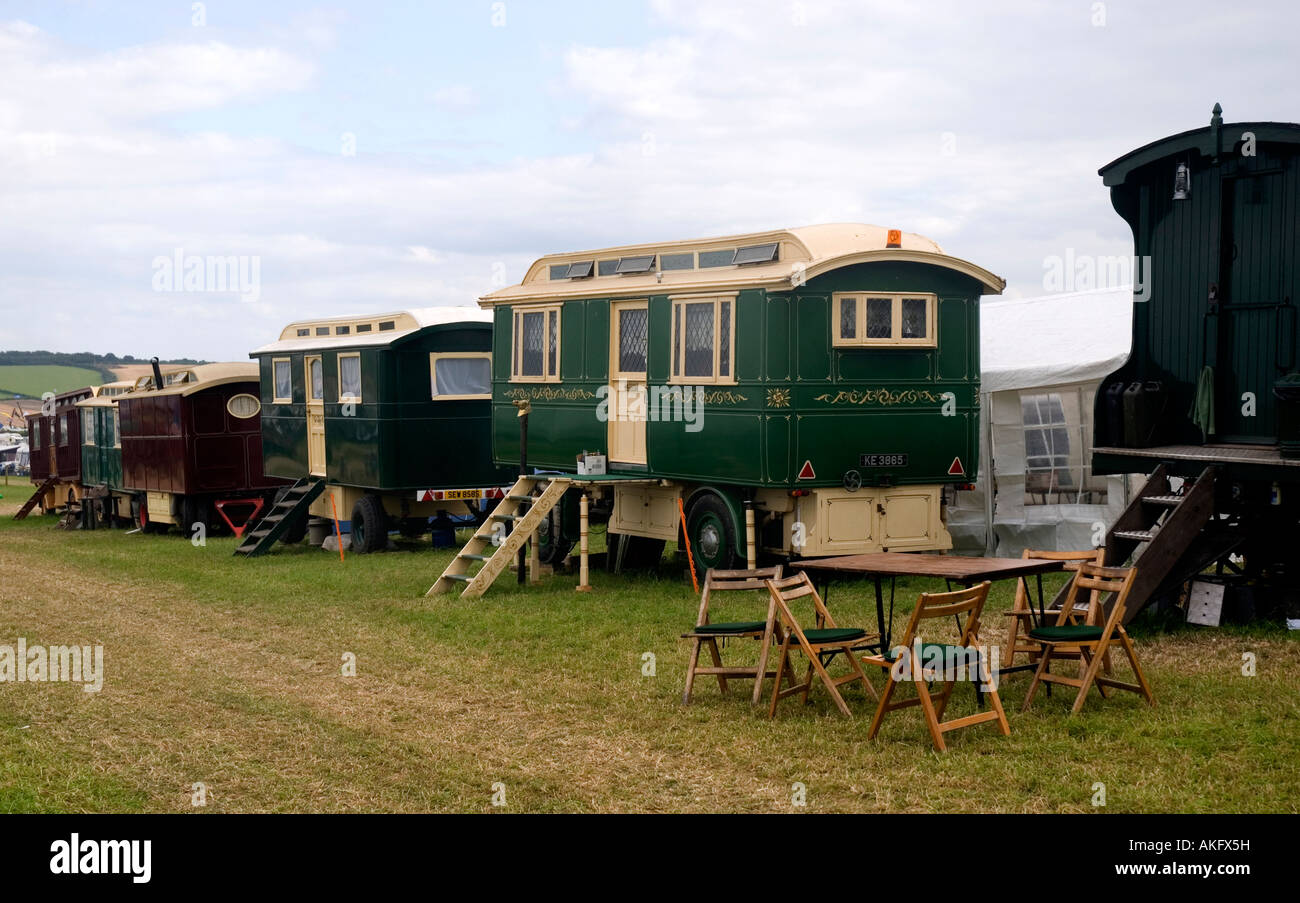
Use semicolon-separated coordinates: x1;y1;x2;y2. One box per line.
866;297;892;338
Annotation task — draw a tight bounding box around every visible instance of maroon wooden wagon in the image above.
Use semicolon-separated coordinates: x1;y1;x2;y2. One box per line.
117;363;288;536
25;386;95;514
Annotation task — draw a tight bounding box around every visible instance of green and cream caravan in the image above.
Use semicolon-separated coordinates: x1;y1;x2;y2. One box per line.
74;383;133;527
247;307;514;555
479;223;1003;575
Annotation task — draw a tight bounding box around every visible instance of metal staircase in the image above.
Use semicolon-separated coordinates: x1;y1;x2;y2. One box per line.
1103;464;1217;622
12;477;56;521
427;475;569;598
233;478;325;557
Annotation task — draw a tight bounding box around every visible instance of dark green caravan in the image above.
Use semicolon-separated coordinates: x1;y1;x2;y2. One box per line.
251;307;513;553
73;380;133;527
1090;105;1300;620
480;223;1004;572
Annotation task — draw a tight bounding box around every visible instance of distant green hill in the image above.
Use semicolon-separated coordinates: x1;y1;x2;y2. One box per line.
0;365;106;399
0;350;209;399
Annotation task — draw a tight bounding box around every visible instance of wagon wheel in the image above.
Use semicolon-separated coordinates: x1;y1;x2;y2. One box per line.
350;495;387;554
281;511;309;545
133;496;165;534
685;494;739;581
537;499;574;565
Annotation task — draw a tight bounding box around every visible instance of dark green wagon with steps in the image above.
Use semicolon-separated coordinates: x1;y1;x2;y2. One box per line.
1091;105;1300;622
246;307;515;556
431;223;1004;597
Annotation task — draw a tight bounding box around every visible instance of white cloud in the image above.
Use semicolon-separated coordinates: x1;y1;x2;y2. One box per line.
2;3;1299;361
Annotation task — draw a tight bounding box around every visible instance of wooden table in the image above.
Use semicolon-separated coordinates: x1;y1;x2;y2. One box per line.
794;553;1066;664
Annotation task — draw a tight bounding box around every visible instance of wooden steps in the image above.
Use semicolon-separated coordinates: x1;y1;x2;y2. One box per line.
1104;463;1216;622
12;477;56;521
427;475;569;598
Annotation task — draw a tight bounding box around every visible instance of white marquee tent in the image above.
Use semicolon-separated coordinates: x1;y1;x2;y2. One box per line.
948;286;1143;556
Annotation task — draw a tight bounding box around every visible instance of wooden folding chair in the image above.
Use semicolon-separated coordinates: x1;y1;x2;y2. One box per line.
1021;563;1155;714
1002;548;1105;670
682;566;792;705
765;573;877;718
862;582;1009;751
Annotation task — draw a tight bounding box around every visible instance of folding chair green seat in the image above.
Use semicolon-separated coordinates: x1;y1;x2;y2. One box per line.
1021;563;1155;715
682;566;791;705
862;582;1010;751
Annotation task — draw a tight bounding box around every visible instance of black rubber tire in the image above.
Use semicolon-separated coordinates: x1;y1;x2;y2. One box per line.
350;495;387;554
181;496;211;535
537;503;574;565
685;493;740;581
281;511;309;545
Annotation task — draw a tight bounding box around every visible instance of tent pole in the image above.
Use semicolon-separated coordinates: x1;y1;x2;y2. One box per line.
981;391;995;556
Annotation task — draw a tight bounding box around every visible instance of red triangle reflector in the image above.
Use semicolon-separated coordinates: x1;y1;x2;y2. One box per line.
797;460;816;480
948;457;965;476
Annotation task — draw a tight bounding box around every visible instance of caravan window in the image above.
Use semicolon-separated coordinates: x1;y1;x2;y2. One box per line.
511;306;561;382
833;293;936;347
59;414;69;446
83;409;95;445
32;421;41;450
338;353;362;402
670;295;735;384
272;358;293;403
307;357;324;402
111;409;120;448
431;353;491;400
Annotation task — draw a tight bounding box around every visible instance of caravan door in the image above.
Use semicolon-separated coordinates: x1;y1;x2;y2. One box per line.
608;300;648;466
305;355;326;476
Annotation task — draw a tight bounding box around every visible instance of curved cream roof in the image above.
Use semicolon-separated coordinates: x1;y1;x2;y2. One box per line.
122;362;260;399
481;223;1003;305
252;305;492;355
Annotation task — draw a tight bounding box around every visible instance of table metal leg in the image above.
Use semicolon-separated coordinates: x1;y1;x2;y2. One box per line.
874;577;887;653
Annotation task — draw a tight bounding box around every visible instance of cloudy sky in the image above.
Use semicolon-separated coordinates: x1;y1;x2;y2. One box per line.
2;0;1297;361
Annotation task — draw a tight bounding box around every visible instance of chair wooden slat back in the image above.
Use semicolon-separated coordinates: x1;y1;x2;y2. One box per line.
1004;548;1106;669
895;582;990;651
1055;563;1135;629
766;572;837;628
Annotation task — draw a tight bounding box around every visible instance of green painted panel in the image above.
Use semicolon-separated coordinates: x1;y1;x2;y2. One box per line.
580;300;607;382
764;415;791;484
647;296;670;383
765;295;791;380
561;301;586;380
935;297;970;380
735;291;762;381
796;295;831;382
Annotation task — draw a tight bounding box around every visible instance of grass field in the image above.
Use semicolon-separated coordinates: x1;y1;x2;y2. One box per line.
0;364;108;399
0;479;1296;813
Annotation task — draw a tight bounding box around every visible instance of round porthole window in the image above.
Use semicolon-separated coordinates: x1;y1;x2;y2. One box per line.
227;393;262;419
